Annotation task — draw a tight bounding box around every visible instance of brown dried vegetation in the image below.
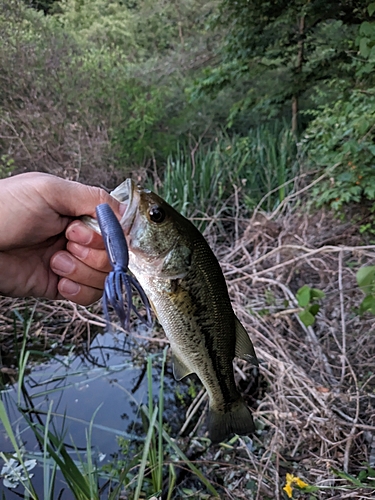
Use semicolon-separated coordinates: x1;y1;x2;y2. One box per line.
211;207;375;499
0;4;125;186
2;200;375;498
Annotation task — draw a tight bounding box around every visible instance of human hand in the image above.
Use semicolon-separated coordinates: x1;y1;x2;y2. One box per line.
0;172;123;305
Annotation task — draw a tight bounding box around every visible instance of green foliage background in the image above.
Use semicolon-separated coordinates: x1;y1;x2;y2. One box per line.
0;0;375;214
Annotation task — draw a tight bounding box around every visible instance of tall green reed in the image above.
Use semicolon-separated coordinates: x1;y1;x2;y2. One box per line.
241;121;298;211
0;307;118;499
157;121;298;219
0;306;39;499
0;400;38;499
139;348;219;499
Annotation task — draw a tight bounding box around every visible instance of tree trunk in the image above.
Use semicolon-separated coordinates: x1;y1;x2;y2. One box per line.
292;15;305;134
291;95;298;134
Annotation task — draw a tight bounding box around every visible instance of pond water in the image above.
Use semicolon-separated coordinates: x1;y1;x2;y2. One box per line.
0;329;181;498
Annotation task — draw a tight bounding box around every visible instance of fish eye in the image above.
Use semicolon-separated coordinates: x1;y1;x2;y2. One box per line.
149;206;166;223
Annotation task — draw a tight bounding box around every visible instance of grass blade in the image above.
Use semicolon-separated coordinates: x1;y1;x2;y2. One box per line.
161;429;220;497
134;405;158;500
0;400;38;498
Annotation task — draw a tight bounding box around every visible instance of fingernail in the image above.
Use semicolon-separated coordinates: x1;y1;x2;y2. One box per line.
69;242;89;259
52;253;75;274
59;279;80;296
66;222;92;244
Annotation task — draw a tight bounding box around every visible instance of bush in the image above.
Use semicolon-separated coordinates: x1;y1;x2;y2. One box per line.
0;0;124;182
0;1;205;181
303;87;375;210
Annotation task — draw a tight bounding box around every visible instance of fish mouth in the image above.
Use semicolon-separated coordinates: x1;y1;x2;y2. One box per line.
111;178;140;235
110;177;133;204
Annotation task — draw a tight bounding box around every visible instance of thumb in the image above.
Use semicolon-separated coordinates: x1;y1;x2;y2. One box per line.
39;175;123;219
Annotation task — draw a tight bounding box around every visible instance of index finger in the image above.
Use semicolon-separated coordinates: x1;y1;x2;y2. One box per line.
66;220;106;249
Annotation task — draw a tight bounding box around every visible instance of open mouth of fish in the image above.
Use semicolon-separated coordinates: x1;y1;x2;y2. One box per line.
82;178;138;236
110;178;142;236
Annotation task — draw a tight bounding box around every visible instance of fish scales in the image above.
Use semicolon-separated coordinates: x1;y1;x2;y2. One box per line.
140;237;239;408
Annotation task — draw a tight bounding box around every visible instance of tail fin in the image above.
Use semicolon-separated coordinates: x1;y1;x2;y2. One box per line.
208;399;254;444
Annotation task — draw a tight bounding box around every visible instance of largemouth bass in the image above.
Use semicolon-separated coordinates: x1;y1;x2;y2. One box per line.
88;180;258;443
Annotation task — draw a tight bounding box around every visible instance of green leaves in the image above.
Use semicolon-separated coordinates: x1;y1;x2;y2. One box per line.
304;87;375;211
195;0;364;129
296;266;375;326
359;295;375;314
356;5;375;75
298;310;315;327
296;285;325;327
331;465;375;488
356;266;375;293
357;20;375;59
356;266;375;315
0;154;15;179
303;4;375;215
296;285;311;308
296;285;325;306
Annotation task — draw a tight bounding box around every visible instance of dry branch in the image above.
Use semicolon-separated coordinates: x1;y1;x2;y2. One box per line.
1;206;375;498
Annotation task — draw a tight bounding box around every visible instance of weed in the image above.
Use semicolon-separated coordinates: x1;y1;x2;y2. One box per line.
296;285;325;327
304;87;375;211
0;154;14;179
356;265;375;314
0;335;218;499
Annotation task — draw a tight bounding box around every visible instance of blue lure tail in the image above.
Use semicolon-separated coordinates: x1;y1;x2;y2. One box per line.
96;203;152;332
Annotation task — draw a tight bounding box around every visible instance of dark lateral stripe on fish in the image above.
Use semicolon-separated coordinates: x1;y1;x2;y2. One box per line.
184;264;238;408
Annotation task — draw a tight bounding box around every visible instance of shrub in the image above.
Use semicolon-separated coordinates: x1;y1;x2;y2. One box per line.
303;87;375;210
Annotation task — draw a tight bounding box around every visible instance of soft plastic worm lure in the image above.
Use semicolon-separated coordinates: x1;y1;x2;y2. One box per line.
96;203;152;331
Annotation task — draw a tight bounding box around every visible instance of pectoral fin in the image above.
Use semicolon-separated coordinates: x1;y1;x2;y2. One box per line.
234;316;258;366
148;298;158;320
172;352;193;381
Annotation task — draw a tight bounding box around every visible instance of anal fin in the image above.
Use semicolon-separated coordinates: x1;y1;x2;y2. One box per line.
234;316;258;366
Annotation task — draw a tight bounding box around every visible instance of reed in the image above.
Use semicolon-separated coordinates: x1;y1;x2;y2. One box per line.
158;122;298;220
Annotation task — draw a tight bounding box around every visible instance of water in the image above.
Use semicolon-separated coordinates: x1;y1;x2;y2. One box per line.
0;330;177;498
